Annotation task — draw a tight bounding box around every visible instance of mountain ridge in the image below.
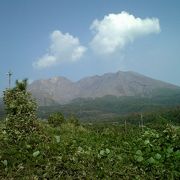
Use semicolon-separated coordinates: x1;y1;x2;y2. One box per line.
28;71;180;106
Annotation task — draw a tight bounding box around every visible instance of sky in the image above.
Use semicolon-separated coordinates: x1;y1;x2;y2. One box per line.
0;0;180;92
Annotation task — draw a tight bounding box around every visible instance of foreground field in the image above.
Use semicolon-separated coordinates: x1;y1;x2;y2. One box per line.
0;120;179;179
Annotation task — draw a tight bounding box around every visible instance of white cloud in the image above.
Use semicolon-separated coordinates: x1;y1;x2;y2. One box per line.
33;54;56;69
90;11;160;55
33;30;86;69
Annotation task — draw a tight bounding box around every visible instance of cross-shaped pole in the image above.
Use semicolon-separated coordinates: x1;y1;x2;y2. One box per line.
6;70;12;89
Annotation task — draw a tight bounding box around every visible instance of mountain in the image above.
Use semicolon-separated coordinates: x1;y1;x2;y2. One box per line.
28;77;78;105
28;71;180;106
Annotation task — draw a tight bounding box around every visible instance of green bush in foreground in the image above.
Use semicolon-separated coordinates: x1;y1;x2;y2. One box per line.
0;80;51;178
3;79;38;142
132;124;180;179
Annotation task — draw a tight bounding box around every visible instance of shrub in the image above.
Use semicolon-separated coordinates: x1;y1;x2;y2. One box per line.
67;115;80;126
131;124;180;179
3;79;38;142
48;112;65;127
1;79;51;178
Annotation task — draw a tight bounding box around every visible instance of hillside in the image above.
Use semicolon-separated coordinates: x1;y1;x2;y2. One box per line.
38;90;180;122
28;71;180;106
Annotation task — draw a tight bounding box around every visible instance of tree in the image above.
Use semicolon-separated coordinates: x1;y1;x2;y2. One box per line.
3;78;38;142
15;78;28;91
67;115;80;126
48;112;65;127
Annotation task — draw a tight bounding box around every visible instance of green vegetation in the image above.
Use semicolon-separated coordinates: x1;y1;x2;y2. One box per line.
0;81;179;179
48;112;65;127
3;79;38;139
0;121;179;178
38;93;180;122
1;87;180;122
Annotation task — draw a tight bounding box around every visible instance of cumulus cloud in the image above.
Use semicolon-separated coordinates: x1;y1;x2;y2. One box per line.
33;30;86;69
90;11;160;55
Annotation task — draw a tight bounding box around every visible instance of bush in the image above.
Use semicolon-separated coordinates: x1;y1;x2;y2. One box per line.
131;124;180;179
67;115;80;126
3;80;38;142
1;79;51;178
48;112;65;127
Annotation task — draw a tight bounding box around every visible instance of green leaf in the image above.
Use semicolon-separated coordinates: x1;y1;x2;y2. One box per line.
147;157;156;164
105;148;110;154
135;155;144;162
54;135;60;143
136;150;143;156
100;150;105;156
174;150;180;158
1;160;8;166
26;144;31;149
117;155;123;161
144;139;150;145
33;151;40;157
167;147;173;154
155;153;161;160
123;142;129;146
77;146;83;153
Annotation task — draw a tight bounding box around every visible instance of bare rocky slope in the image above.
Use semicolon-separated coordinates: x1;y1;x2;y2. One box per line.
28;71;180;106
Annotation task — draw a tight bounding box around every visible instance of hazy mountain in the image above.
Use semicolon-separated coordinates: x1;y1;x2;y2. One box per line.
28;77;78;105
28;71;180;106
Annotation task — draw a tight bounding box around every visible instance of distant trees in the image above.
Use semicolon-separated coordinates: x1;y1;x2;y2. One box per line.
48;112;65;127
48;112;80;127
67;115;80;126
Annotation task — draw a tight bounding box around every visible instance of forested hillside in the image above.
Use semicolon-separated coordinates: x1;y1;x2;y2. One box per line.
38;92;180;123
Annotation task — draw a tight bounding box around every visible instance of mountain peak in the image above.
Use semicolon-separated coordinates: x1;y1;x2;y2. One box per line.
29;71;180;106
48;76;72;83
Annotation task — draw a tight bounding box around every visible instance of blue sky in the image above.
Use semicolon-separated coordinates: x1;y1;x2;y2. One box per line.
0;0;180;92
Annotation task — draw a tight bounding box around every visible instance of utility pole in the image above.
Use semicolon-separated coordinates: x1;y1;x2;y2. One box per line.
140;112;144;131
79;101;82;118
124;119;127;133
131;81;148;130
6;70;12;89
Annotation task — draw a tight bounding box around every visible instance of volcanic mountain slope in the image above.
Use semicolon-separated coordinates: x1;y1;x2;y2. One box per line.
28;71;180;106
